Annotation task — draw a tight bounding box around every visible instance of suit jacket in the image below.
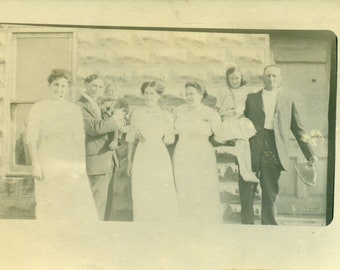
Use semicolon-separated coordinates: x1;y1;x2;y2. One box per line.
77;95;118;175
244;89;314;171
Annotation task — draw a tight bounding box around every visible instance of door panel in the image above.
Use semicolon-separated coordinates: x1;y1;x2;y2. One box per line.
277;63;329;217
279;63;329;136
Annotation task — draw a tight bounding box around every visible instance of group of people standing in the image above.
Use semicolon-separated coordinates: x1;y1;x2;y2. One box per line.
26;64;317;225
126;80;224;223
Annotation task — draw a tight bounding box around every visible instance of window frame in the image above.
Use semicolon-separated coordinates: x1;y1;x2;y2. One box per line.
3;27;78;177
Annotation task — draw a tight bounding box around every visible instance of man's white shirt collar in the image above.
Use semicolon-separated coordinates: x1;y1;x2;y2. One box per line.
262;87;280;130
262;87;280;95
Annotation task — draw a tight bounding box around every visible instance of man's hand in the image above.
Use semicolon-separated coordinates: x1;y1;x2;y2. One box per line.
225;139;237;147
308;155;318;166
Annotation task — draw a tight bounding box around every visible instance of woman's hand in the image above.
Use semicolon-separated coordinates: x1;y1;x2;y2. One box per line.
120;125;130;133
108;140;119;150
127;162;133;177
222;109;236;118
32;165;43;181
136;129;146;144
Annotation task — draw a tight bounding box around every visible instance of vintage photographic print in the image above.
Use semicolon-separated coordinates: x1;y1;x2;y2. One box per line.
0;24;335;227
0;0;340;270
0;2;339;268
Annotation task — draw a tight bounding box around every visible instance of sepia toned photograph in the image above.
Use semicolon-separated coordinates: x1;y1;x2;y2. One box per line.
0;24;335;226
0;1;339;270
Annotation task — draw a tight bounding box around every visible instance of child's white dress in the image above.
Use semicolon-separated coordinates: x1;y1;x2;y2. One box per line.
215;86;259;183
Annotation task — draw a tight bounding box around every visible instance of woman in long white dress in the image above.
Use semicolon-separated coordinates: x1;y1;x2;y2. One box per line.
126;81;180;223
26;69;98;221
173;81;224;224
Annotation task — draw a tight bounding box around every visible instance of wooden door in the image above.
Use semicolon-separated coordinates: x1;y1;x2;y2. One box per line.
276;63;329;217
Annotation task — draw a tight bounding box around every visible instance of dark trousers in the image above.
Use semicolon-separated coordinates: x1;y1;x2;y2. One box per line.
239;129;283;225
105;142;133;221
238;177;258;224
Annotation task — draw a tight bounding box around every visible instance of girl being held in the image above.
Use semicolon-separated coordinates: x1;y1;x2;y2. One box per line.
215;67;259;183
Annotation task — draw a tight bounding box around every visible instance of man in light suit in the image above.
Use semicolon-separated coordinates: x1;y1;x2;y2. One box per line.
77;74;125;220
243;65;317;225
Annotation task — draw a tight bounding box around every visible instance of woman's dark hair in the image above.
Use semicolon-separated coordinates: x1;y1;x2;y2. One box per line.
84;74;104;84
185;81;208;100
225;67;247;88
140;81;165;95
47;69;72;85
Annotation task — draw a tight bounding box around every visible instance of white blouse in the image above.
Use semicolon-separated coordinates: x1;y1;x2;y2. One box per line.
26;98;86;162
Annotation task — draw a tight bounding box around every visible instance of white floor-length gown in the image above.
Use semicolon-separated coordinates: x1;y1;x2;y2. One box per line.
26;98;98;221
126;107;180;223
173;104;223;224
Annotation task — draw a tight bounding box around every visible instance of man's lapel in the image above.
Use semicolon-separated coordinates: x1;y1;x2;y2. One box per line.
274;91;287;114
81;95;102;120
255;89;265;113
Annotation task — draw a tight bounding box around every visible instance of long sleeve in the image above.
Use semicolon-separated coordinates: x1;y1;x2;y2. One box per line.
172;106;180;134
72;106;87;166
233;88;249;118
215;90;224;109
290;100;314;160
125;108;138;143
78;103;118;137
208;107;223;138
26;103;42;171
126;109;138;169
162;111;175;145
26;103;41;145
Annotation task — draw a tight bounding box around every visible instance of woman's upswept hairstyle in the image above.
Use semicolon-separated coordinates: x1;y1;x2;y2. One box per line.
225;67;247;88
140;81;165;95
185;81;208;100
47;69;72;85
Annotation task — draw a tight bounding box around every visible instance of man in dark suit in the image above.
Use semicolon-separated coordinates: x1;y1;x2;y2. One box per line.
77;75;125;220
243;65;317;225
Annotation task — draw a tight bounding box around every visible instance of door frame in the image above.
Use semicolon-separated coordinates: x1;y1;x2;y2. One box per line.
270;37;331;217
